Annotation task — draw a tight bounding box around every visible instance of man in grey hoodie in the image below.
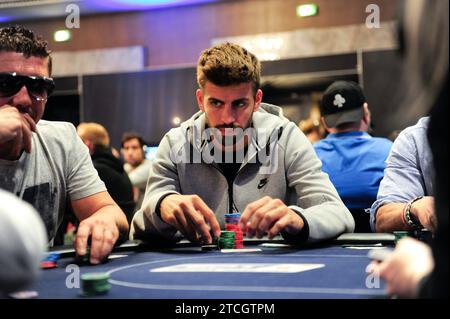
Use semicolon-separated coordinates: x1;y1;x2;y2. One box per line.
131;43;354;244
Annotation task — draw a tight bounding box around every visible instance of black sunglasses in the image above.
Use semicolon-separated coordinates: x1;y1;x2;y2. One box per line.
0;72;55;102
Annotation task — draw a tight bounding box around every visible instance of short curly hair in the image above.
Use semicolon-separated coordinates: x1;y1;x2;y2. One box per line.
0;25;52;75
197;43;261;97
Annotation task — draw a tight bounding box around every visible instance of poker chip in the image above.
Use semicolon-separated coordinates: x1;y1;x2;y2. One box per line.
224;213;244;249
219;231;235;249
40;251;61;269
44;252;61;262
80;272;110;296
393;231;411;244
40;261;57;269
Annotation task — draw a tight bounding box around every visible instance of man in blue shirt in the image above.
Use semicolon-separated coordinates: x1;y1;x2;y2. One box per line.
314;81;392;232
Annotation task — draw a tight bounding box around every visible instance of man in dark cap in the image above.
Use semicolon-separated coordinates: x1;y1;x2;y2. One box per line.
314;81;392;232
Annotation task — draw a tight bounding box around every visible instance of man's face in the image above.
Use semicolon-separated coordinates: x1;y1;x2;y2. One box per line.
122;138;144;167
0;51;50;124
196;81;262;150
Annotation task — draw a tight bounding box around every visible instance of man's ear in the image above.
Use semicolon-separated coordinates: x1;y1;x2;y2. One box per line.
196;89;205;112
363;103;371;124
253;89;263;112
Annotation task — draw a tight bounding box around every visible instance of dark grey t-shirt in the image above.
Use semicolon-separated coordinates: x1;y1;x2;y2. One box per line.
0;120;106;240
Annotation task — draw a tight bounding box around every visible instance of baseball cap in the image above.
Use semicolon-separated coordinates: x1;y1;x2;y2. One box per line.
320;81;366;127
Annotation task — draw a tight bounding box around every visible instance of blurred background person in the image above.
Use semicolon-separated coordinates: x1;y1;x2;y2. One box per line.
77;123;135;225
121;132;152;210
314;81;392;232
298;117;326;144
387;129;402;142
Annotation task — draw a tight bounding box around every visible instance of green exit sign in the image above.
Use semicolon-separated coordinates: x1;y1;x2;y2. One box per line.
296;4;318;17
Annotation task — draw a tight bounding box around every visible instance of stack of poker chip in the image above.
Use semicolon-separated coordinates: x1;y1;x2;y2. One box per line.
81;273;111;296
224;213;244;249
219;231;235;249
40;252;61;269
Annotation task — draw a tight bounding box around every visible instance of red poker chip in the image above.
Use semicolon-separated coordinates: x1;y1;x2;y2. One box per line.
40;261;57;269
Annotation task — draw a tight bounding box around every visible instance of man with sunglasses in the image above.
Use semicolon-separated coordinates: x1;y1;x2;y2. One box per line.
0;26;129;264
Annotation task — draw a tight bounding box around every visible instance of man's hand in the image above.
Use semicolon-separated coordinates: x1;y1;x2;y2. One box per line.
410;196;436;231
367;237;434;298
71;192;129;264
160;194;221;244
239;196;304;239
75;214;120;264
0;106;36;158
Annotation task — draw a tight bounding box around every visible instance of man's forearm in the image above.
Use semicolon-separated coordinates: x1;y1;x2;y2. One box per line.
375;203;408;232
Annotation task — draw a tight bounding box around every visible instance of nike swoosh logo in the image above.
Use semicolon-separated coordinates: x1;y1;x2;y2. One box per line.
257;178;268;189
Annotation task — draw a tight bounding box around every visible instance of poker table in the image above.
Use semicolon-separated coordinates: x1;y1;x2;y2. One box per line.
33;233;395;299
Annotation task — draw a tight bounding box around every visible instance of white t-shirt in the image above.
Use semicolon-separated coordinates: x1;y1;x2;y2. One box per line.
0;120;106;240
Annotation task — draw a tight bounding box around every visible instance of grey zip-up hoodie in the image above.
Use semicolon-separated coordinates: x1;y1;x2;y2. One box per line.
130;104;354;243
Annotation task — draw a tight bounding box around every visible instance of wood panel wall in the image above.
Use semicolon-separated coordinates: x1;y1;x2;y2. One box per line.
7;0;398;67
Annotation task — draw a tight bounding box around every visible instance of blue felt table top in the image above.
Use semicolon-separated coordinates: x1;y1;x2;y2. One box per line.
34;244;386;299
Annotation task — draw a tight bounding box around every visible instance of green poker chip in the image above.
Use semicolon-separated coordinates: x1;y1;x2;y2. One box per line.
218;231;236;249
80;272;111;297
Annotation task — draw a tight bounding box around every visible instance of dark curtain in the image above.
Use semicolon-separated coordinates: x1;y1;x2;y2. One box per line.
82;67;199;148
